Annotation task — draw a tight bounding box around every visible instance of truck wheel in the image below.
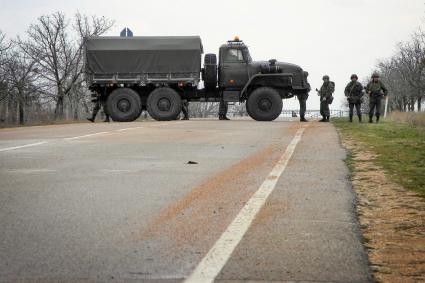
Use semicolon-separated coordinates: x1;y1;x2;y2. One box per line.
247;87;282;121
147;87;182;121
203;53;217;90
107;88;142;122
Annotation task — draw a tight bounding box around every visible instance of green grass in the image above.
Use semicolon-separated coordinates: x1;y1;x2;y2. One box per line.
333;116;425;197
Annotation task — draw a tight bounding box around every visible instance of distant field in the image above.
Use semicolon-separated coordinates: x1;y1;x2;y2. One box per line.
333;113;425;197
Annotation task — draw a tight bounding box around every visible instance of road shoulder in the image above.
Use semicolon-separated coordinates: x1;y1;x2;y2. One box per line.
217;122;372;282
339;135;425;283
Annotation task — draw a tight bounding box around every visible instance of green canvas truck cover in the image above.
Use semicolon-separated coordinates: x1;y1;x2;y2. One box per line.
85;36;203;77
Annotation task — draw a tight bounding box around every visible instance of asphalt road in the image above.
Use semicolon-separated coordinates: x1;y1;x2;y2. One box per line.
0;119;371;282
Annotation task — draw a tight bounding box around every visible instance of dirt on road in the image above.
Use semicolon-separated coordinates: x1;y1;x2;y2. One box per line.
342;138;425;283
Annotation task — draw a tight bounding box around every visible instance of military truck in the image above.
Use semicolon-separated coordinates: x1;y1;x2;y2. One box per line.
85;36;310;121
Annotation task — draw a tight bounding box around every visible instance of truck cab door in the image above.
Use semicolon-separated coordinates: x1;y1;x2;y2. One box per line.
219;48;249;89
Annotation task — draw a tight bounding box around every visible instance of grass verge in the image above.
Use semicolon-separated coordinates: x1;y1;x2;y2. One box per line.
333;116;425;197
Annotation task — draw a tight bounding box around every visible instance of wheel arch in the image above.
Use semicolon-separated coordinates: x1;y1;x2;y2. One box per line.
241;73;294;99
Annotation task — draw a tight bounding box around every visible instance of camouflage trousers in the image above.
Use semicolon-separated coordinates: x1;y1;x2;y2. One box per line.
181;100;189;118
349;102;362;117
297;94;308;117
369;95;382;117
91;99;109;120
219;98;228;117
320;100;330;117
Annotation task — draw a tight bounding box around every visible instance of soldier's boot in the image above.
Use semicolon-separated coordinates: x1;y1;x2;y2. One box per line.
319;116;326;122
369;115;373;123
376;114;380;123
349;115;353;122
104;116;110;122
300;116;308;122
182;115;189;120
326;116;330;122
87;114;95;123
358;114;362;123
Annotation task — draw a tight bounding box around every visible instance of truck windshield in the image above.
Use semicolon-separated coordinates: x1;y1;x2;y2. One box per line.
224;49;245;62
243;49;252;63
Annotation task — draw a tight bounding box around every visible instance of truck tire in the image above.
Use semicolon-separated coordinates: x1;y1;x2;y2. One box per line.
147;87;182;121
107;88;142;122
203;53;217;90
246;87;282;121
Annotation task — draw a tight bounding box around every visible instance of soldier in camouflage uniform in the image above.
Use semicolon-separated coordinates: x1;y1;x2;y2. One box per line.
87;91;110;122
297;82;310;122
181;100;189;120
366;73;388;123
344;74;364;122
317;75;334;122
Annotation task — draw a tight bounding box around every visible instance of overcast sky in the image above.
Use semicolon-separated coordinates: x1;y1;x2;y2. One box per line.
1;0;424;109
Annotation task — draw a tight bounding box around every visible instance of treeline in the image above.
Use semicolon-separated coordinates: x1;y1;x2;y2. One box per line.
0;12;114;125
376;28;425;112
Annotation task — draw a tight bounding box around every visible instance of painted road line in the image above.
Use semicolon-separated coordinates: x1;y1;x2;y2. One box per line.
116;126;145;132
0;141;48;152
117;128;137;132
155;121;185;127
64;132;109;140
116;128;133;132
184;127;306;283
117;122;183;131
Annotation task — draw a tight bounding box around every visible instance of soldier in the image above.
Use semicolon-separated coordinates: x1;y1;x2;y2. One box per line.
297;82;310;122
87;91;110;123
344;74;364;122
316;75;334;122
218;98;230;120
181;100;189;120
366;73;388;123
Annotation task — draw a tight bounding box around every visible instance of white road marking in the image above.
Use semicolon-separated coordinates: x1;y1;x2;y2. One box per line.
5;168;57;173
0;141;48;152
116;122;184;132
155;121;185;127
64;132;109;140
184;127;306;283
116;126;145;132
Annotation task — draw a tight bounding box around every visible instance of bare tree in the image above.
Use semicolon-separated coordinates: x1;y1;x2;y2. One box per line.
376;29;425;112
396;35;425;111
0;31;11;101
18;12;114;120
3;49;40;124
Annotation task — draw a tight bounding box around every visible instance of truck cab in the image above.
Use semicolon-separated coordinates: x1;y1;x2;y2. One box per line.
203;37;310;120
218;38;251;89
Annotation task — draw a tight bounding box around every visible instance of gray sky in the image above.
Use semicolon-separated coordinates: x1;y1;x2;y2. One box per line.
1;0;424;109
